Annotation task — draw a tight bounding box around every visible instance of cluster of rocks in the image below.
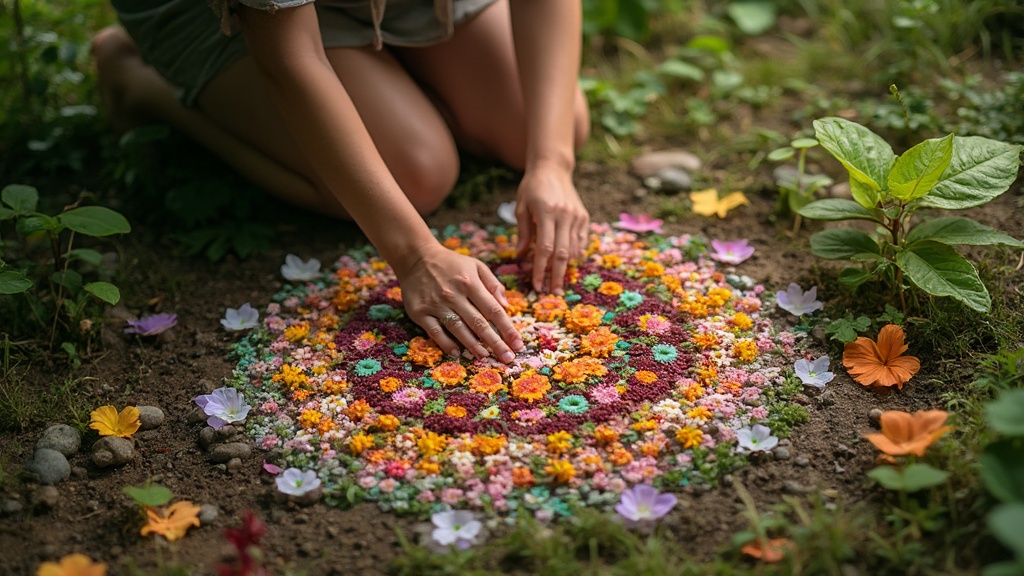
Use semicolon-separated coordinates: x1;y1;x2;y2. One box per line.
631;149;702;196
198;423;251;473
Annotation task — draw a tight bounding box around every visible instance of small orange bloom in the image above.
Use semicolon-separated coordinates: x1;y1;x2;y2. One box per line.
512;467;535;487
608;447;633;466
864;410;953;457
633;370;658;385
545;459;576;484
405;336;444;368
732;339;758;362
346;399;372;421
385;286;403;301
504;290;529;316
580;326;619;358
89;406;141;438
36;553;107;576
375;414;400;431
843;324;920;388
444;405;468;418
284;322;310;343
597;281;624;296
740;537;794;563
593;425;619;446
379;377;402;392
511;370;551;402
675;427;704;448
140;501;201;542
533;295;568;322
431;362;468;386
564;304;604;333
469;368;505;395
349;432;375;455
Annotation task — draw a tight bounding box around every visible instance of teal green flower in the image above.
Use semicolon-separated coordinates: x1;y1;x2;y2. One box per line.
582;274;604;291
652;344;678;363
354;358;382;376
368;304;397;320
558;395;590;414
619;291;643;308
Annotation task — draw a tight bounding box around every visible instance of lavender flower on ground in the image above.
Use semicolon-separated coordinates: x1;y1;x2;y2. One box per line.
280;254;321;281
615;213;664;234
775;283;823;316
794;355;834;388
275;468;321;496
736;424;779;453
124;313;177;336
709;239;755;265
497;201;517;225
194;387;252;429
615;484;677;528
430;510;483;549
221;303;259;331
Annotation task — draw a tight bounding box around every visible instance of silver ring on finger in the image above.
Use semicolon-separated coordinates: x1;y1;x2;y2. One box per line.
440;312;460;330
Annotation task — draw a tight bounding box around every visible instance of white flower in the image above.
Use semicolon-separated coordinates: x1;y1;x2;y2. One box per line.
735;424;779;453
280;254;321;281
431;510;483;548
275;468;321;496
775;283;823;316
220;303;259;331
497;201;517;225
794;355;834;388
194;387;252;429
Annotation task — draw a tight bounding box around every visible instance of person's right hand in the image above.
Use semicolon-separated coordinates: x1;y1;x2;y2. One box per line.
394;243;524;363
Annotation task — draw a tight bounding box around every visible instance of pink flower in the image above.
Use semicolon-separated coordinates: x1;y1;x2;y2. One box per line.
709;239;755;265
614;484;677;528
615;213;664;234
124;313;177;336
590;385;620;405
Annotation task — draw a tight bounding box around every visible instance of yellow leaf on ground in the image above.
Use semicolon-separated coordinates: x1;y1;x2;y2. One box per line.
89;405;141;438
140;501;202;541
690;188;749;218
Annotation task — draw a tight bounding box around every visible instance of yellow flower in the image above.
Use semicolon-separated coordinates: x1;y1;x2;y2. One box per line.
732;312;753;331
597;281;623;296
472;434;507;456
140;501;201;542
36;553;107;576
348;432;375;455
690;188;749;218
298;409;322;429
272;364;307;389
415;459;440;475
733;339;758;362
444;405;468;418
676;427;704;449
375;414;400;431
686;406;713;421
417;430;448;457
593;425;619;446
546;431;573;454
641;261;665;278
379;377;402;392
89;406;140;438
284;322;310;343
545;459;576;484
601;254;623;269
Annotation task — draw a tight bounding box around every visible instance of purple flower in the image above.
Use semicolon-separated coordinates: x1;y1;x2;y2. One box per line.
431;510;483;549
794;355;834;388
736;424;778;453
275;468;320;496
124;313;177;336
614;484;677;528
221;303;259;331
615;213;664;234
280;254;321;281
194;387;251;429
709;239;755;265
775;283;823;316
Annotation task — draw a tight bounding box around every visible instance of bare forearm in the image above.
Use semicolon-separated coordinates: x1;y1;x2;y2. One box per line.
509;0;582;174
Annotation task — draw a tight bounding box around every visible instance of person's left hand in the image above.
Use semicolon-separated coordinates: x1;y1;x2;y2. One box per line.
515;165;590;294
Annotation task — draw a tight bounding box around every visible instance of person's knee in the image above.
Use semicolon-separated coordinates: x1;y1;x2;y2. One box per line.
391;143;459;216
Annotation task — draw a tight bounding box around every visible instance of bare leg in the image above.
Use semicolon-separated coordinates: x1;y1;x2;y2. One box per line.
91;26;459;218
393;0;590;170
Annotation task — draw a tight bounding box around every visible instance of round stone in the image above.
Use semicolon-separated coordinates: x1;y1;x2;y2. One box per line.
36;424;81;457
26;449;71;485
198;504;219;525
209;442;251;463
136;406;165;430
91;436;134;468
630;149;702;178
31;486;60;510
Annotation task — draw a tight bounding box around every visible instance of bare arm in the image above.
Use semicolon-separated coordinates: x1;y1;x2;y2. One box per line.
509;0;590;293
237;5;523;361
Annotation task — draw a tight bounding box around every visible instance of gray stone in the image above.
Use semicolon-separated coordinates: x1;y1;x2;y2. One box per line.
31;486;59;510
26;449;70;485
795;456;810;467
868;408;883;426
774;446;791;460
36;424;81;456
783;480;810;495
137;406;165;430
209;442;250;463
226;457;243;473
191;407;211;425
1;498;24;515
631;149;702;178
293;487;323;507
198;504;219;525
213;425;239;442
198;427;215;449
653;167;693;194
71;466;88;480
817;390;835;406
91;436;134;468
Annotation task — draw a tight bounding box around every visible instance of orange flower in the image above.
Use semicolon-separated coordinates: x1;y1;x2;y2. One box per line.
379;377;402;392
565;304;604;333
843;324;920;388
89;406;141;438
444;405;468;418
532;295;568;322
864;410;953;457
404;336;444;367
469;368;505;395
140;501;201;542
580;326;619;358
349;432;375;455
740;537;794;563
36;554;107;576
504;290;529;316
633;370;658;385
675;427;703;448
431;362;468;386
512;467;535;487
598;281;623;296
511;371;551;402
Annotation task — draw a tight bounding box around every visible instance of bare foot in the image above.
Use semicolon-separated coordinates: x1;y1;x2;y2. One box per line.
91;26;160;134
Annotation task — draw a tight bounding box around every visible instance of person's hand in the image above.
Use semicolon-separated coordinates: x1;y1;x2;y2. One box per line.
515;166;590;293
394;242;524;362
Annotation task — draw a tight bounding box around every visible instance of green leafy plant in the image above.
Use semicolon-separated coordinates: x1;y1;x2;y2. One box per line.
767;137;833;231
0;183;129;342
979;389;1024;575
797;116;1023;312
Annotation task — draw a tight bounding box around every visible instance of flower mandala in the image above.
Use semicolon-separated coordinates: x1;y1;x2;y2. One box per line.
229;223;800;518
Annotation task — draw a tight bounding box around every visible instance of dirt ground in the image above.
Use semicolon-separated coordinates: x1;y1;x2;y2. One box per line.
1;127;1021;575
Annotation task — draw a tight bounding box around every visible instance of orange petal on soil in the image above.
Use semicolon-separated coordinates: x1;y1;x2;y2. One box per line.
842;325;920;388
140;501;201;542
741;538;794;563
864;410;952;457
876;324;909;358
36;553;108;576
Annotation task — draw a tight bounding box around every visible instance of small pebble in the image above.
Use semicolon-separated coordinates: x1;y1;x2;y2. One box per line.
817;390;835;406
36;424;81;456
213;425;239;442
199;504;219;525
654;167;692;194
136;405;165;430
92;436;134;468
71;467;89;481
868;408;883;426
774;446;791;460
199;427;215;449
795;456;810;467
26;449;71;485
109;545;124;558
31;486;60;510
783;480;810;495
778;439;791;446
630;149;702;178
226;457;243;473
209;442;251;463
1;499;24;515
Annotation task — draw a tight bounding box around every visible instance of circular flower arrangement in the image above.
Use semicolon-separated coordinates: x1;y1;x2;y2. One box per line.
229;223;799;518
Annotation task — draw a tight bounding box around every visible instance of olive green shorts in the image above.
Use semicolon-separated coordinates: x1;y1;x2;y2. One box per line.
112;0;497;106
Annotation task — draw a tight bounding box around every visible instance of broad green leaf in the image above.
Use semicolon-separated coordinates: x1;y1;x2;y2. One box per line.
68;248;104;266
900;463;952;492
895;240;990;312
17;215;60;236
888;134;953;202
767;147;795;162
686;35;731;54
726;1;777;35
798;199;882;222
905;217;1024;248
58;206;131;237
813;117;896;209
838;267;874;288
123;484;174;507
657;59;705;82
0;206;15;220
50;269;82;293
980;440;1024;503
989;503;1024;558
866;466;904;490
1;184;38;214
791;138;818;149
920;137;1024;209
810;228;882;261
986;389;1024;436
0;270;33;294
982;561;1024;576
84;282;120;305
